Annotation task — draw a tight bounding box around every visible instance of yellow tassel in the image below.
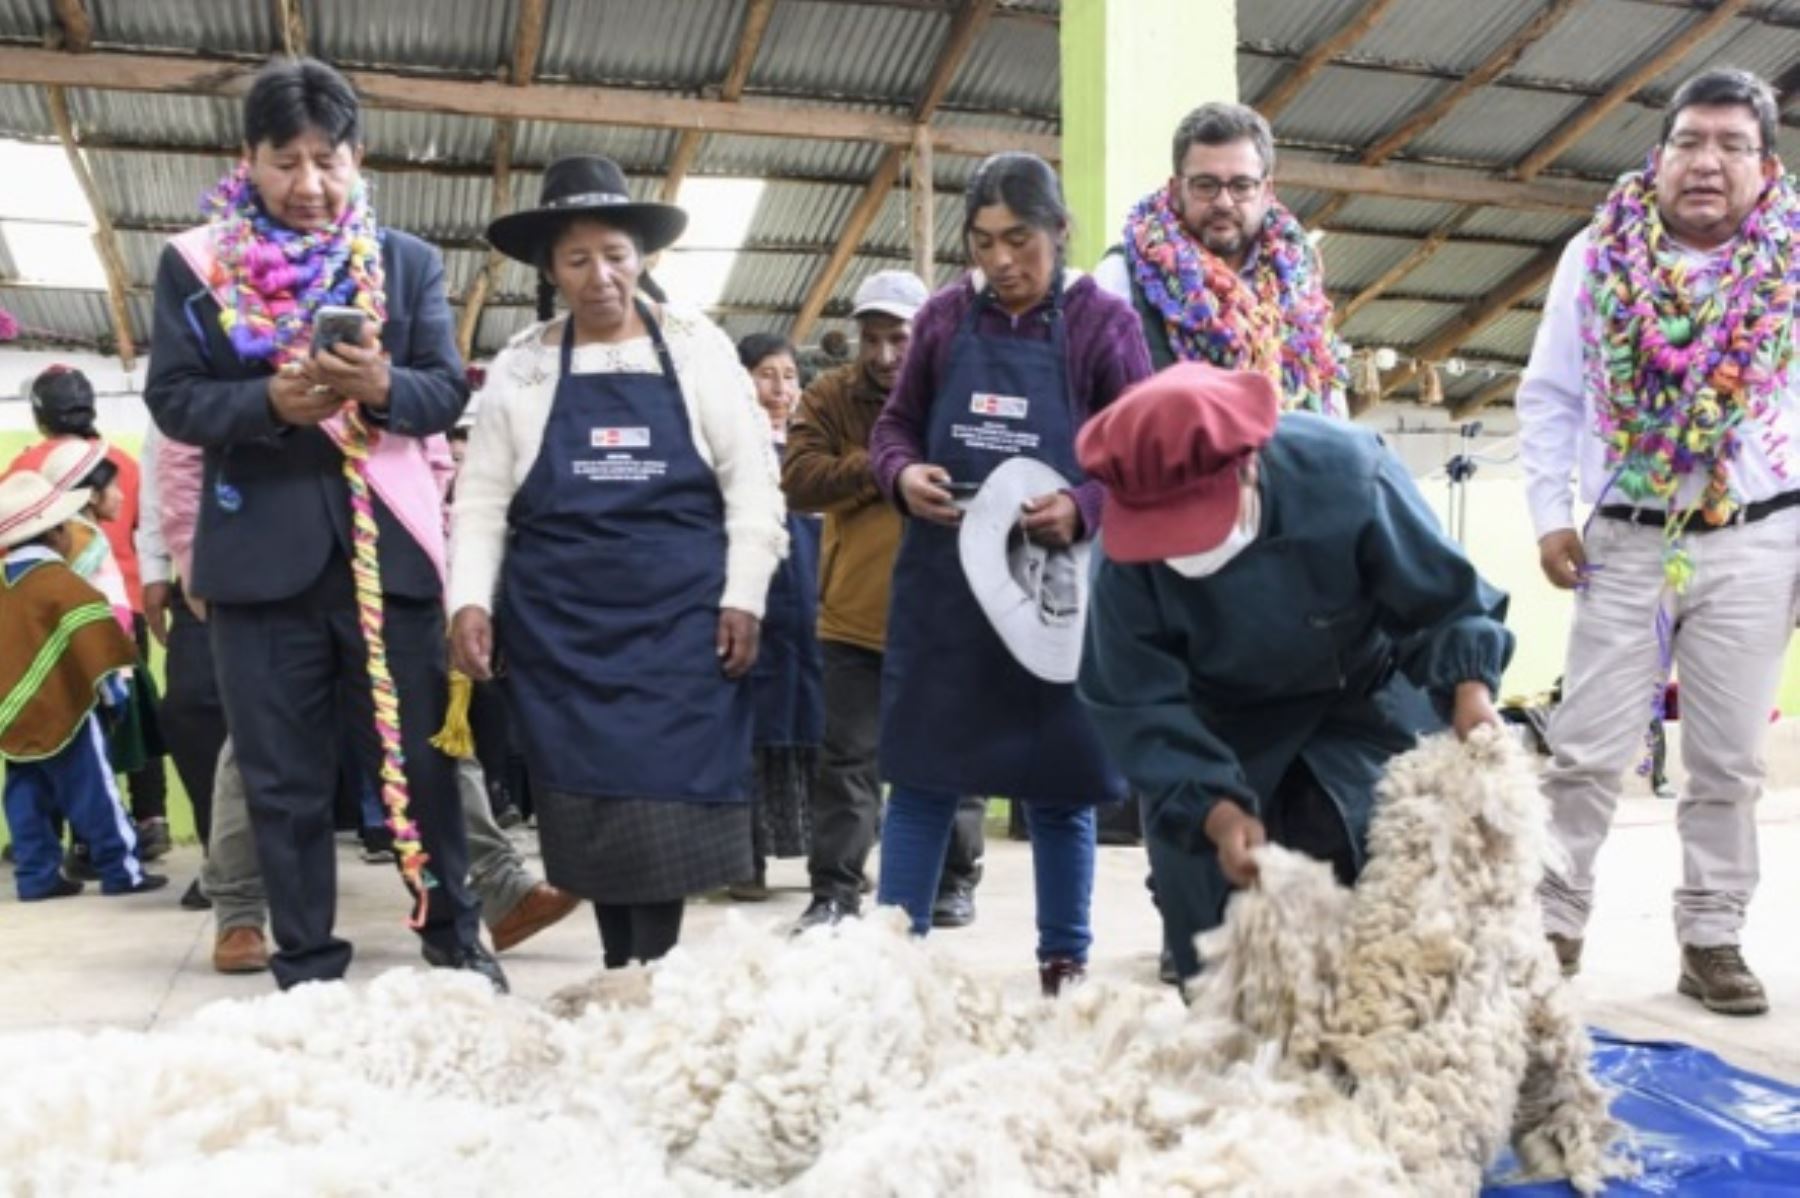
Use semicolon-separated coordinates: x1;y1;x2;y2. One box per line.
431;670;475;759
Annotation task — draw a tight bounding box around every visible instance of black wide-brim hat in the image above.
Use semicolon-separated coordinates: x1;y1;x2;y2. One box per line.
486;155;688;265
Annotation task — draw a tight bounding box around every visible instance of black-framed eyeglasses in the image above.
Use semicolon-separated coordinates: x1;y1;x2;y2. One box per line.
1663;133;1762;161
1181;174;1264;202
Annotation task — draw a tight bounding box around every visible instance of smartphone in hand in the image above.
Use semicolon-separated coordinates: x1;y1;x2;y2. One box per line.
311;306;368;358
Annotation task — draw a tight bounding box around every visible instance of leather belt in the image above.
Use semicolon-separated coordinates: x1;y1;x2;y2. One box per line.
1597;489;1800;532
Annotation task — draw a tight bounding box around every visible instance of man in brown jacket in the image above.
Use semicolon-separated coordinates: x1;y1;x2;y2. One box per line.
785;271;986;930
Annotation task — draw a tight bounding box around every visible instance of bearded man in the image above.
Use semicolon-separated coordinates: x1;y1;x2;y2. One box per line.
1519;67;1800;1016
1096;101;1347;415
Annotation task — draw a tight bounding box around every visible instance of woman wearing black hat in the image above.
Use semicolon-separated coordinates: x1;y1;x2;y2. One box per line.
449;156;788;968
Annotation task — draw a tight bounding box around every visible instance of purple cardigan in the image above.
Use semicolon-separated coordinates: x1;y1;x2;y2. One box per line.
869;272;1153;536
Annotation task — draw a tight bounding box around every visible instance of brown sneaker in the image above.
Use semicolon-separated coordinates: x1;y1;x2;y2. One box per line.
1547;933;1583;978
213;926;269;974
1678;944;1769;1016
1039;956;1086;998
490;883;581;953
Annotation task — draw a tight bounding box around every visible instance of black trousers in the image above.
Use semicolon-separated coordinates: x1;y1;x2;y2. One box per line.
595;900;685;968
806;640;983;906
210;557;479;989
159;583;228;847
1148;758;1358;981
125;613;168;823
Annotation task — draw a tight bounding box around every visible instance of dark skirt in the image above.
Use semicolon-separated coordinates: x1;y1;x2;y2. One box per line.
536;789;753;905
751;745;816;861
106;662;165;775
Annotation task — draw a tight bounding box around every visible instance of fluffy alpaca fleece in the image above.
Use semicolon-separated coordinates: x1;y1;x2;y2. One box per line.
0;731;1624;1196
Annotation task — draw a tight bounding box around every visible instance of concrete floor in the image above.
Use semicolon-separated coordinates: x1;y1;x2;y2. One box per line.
3;774;1798;1088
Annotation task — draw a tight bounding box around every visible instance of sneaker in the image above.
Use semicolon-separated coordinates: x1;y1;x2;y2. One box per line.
1679;944;1768;1016
213;926;270;974
21;876;84;901
180;878;213;911
135;818;173;862
931;884;976;929
1547;933;1583;978
791;895;856;935
64;844;98;882
1039;955;1086;998
422;940;510;994
104;873;169;896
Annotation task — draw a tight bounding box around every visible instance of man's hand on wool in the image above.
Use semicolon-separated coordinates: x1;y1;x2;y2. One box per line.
897;463;962;527
451;606;495;681
717;608;761;679
268;363;340;427
1452;680;1501;741
1205;801;1266;888
1020;490;1081;549
1537;528;1587;590
311;324;392;410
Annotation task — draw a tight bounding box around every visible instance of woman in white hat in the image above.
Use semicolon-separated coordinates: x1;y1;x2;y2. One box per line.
449;155;787;968
0;472;166;899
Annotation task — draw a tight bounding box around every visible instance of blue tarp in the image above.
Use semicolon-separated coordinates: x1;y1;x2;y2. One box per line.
1484;1032;1800;1195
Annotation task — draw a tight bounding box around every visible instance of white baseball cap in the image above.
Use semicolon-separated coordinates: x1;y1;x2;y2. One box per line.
851;270;929;322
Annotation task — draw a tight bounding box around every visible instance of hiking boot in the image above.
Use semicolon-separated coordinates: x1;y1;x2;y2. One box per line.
1039;956;1086;998
1547;933;1583;978
489;882;580;953
931;884;976;929
213;926;270;974
135;818;173;862
1679;944;1768;1016
791;896;856;935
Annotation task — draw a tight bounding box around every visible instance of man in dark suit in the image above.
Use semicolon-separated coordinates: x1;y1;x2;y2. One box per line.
144;57;501;991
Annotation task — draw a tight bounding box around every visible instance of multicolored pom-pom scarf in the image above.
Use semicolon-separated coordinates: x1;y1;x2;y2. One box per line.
1579;156;1800;591
1124;187;1348;415
201;164;439;927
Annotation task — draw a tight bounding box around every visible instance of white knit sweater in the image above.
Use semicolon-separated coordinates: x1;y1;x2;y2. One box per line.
448;304;788;618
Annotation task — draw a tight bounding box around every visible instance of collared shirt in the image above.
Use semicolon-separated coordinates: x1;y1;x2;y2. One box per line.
134;424;172;587
1517;229;1800;538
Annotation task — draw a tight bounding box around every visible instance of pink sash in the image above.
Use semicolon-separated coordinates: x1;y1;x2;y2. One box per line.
171;226;448;591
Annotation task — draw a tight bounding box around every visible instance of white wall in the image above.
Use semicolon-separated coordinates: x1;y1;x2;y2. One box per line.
0;350;148;438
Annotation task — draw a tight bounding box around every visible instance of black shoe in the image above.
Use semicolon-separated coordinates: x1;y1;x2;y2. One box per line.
931;885;976;929
1158;948;1181;986
136;818;173;862
180;878;213;911
104;872;169;896
792;896;856;935
422;941;510;994
64;845;99;882
22;876;84;901
2;841;13;866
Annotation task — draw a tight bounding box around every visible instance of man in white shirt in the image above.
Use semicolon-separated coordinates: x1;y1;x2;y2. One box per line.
1518;67;1799;1016
1094;101;1347;416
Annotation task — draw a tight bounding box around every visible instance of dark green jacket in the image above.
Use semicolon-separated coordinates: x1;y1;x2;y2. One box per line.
1078;413;1513;863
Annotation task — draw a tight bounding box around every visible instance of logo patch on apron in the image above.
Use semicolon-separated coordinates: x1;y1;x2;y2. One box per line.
591;427;651;448
970;392;1029;420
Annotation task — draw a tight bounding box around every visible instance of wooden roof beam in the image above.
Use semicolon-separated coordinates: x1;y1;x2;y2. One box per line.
791;0;994;341
51;0;93;53
662;0;777;203
1379;244;1563;397
45;85;135;367
273;0;306;56
1336;209;1475;324
0;46;1053;161
1512;0;1751;179
1256;0;1403;120
1275;157;1605;212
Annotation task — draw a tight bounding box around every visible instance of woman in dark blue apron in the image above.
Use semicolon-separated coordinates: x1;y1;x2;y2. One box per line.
449;157;788;969
731;334;825;899
867;153;1154;994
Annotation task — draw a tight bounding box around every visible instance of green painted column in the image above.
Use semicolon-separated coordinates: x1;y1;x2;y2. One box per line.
1060;0;1238;269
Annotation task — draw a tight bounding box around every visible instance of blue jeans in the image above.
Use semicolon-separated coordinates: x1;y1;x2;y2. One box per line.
5;715;145;898
877;785;1096;962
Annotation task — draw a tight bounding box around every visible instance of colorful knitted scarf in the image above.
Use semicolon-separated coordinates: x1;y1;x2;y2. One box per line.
1580;157;1800;590
202;165;438;926
1124;188;1348;415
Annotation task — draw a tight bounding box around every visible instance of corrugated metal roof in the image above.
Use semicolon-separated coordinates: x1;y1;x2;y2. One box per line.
1404;87;1586;165
1354;0;1543;74
0;286;119;344
362;110;500;165
1337;297;1459;347
1239;0;1383;49
1399;242;1540;300
307;0;515;73
538;0;739;87
511;121;680;173
1267;67;1446;151
0;84;58;141
88;151;231;225
0;226;17;279
1508;0;1695;85
694;131;888;184
942;15;1059;117
1316;232;1422;292
1322;194;1462;232
1457;208;1586;243
66;89;238;149
88;0;278;56
0;0;44;40
1459;308;1543;359
718;249;824;308
750;0;942;105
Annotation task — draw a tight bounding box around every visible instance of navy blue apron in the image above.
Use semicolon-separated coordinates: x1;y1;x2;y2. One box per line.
498;307;751;803
751;502;824;748
878;279;1126;804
